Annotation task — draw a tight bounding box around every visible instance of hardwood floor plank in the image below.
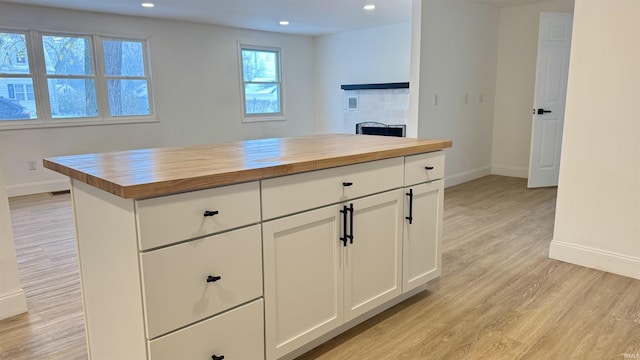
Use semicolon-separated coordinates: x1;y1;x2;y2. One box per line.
1;175;639;360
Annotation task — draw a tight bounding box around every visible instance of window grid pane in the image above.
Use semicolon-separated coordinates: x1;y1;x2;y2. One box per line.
0;32;31;75
42;35;94;76
48;78;98;118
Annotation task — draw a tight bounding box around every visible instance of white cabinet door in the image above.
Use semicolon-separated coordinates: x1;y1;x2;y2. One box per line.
403;179;444;293
344;189;403;321
263;206;344;360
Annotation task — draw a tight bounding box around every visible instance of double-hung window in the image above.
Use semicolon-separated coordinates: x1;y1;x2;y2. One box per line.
0;29;153;127
239;45;283;121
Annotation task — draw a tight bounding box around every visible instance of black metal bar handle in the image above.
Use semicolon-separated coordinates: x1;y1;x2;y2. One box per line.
342;182;353;187
406;189;414;224
425;166;434;170
206;275;222;283
340;205;348;247
203;210;219;217
211;355;225;360
536;108;552;115
348;203;354;244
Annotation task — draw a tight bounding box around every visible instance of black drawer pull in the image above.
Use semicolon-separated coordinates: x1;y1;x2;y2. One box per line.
425;166;434;170
211;355;225;360
342;182;353;187
203;210;219;217
206;275;222;283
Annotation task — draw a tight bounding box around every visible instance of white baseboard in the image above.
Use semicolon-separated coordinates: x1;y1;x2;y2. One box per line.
491;165;528;178
444;166;491;188
0;289;28;320
6;179;70;197
549;240;640;280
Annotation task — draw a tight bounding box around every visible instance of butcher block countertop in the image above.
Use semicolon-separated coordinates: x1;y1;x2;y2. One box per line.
43;134;452;199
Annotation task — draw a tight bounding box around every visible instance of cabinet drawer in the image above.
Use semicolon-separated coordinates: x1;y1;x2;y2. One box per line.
262;157;403;220
135;181;260;250
141;225;262;339
404;152;445;186
148;299;264;360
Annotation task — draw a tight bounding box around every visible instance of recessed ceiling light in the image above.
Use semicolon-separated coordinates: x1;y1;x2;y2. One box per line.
141;2;155;8
363;4;376;10
279;20;290;26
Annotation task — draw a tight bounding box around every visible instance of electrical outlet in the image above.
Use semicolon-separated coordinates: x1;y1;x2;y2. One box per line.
28;160;37;171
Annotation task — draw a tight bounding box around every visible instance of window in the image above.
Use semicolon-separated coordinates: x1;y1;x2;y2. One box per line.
43;34;98;118
0;31;36;120
239;45;282;120
103;39;151;117
0;29;153;127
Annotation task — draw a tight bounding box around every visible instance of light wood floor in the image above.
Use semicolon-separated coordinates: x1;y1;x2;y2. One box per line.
1;175;639;359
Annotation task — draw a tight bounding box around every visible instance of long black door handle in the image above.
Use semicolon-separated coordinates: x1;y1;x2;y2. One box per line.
340;205;348;247
406;189;414;224
535;108;552;115
347;203;354;244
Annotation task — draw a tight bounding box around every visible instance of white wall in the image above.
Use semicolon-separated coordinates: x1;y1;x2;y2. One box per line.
550;0;640;280
313;23;411;134
0;3;315;196
416;0;500;187
491;0;575;178
0;148;27;320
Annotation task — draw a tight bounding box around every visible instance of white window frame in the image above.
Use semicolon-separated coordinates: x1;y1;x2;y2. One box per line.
238;43;285;123
0;27;156;130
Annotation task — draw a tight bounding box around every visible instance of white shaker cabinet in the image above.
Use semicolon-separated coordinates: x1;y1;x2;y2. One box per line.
263;189;403;360
402;151;445;292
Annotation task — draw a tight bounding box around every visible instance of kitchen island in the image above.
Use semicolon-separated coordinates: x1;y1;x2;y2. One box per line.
44;134;452;360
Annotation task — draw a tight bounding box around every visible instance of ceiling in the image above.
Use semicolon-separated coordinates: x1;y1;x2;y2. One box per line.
1;0;554;36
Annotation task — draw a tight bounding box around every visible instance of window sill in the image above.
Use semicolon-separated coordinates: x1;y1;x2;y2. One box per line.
242;114;286;123
0;116;159;131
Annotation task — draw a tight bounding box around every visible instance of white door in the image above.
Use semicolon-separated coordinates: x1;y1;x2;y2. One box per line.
262;205;343;360
403;180;443;293
528;12;573;188
344;190;402;321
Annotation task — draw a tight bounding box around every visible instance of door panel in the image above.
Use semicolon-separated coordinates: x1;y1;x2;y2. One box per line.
528;12;573;188
344;190;403;321
263;206;343;360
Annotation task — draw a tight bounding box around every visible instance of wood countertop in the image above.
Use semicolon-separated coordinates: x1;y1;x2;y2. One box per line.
43;134;452;199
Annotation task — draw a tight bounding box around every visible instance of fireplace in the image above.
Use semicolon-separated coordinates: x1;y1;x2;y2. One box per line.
355;122;406;137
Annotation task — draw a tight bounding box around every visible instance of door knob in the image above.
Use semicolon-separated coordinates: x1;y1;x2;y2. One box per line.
535;108;552;115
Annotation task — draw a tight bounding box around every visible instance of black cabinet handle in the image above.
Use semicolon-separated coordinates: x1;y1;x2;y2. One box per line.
203;210;219;217
406;189;414;224
206;275;222;283
211;355;225;360
340;205;348;247
425;166;434;170
342;182;353;187
347;203;354;244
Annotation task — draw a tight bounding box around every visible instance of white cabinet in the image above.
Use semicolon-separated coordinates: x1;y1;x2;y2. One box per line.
263;189;403;360
402;150;445;293
68;149;445;360
148;299;264;360
263;205;344;360
402;180;444;292
345;190;402;320
140;225;263;338
71;180;264;360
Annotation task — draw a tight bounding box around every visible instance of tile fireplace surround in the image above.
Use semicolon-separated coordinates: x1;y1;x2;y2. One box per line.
342;84;409;134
